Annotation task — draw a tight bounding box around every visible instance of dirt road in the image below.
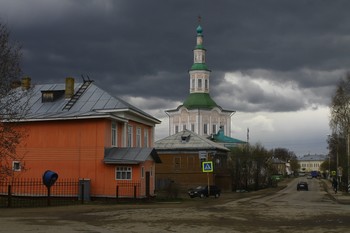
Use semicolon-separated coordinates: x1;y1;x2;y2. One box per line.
1;178;350;233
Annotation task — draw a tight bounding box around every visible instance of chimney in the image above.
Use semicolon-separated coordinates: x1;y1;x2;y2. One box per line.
65;77;75;98
11;80;21;89
21;77;31;90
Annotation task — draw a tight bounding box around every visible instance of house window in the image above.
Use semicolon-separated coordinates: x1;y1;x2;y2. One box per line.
144;129;149;147
203;123;208;134
127;125;133;147
42;92;54;102
136;127;141;147
175;125;179;133
205;79;208;90
141;166;144;178
116;166;132;180
111;121;117;147
12;161;21;171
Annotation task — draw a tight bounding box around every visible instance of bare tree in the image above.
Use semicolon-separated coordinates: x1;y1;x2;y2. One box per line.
0;22;30;180
230;143;273;191
330;74;350;134
330;74;350;189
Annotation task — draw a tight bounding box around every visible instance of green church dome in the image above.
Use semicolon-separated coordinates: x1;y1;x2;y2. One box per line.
183;93;219;110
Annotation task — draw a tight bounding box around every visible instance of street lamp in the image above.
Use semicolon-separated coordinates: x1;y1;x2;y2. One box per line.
327;134;331;179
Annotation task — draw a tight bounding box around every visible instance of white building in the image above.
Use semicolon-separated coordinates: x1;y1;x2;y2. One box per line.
298;154;327;172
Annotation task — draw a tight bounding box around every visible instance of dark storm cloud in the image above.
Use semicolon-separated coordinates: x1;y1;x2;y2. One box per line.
1;0;350;113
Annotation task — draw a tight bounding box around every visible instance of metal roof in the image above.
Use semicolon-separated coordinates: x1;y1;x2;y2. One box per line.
13;81;160;123
104;147;161;164
211;128;246;144
298;154;327;161
155;129;230;152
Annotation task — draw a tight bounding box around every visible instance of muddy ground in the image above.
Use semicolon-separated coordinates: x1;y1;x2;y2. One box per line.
1;179;350;233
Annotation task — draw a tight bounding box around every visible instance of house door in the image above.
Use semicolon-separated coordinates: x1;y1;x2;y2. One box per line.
145;171;150;197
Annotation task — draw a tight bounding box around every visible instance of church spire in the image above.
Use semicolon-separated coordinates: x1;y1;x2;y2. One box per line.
189;19;211;94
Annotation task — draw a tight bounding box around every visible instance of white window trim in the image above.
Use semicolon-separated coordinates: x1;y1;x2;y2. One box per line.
116;166;132;180
111;121;117;147
127;125;133;147
136;127;141;147
13;161;21;172
144;129;149;147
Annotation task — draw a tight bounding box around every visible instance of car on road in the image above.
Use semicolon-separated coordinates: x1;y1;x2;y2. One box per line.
297;181;308;191
188;185;221;198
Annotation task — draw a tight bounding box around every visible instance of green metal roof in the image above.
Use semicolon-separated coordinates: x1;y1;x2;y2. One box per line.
183;93;219;110
190;63;210;71
195;44;205;49
211;129;246;144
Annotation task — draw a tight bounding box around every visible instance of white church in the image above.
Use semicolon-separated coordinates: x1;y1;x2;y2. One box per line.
165;23;236;139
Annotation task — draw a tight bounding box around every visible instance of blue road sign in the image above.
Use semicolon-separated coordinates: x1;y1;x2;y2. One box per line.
202;161;213;172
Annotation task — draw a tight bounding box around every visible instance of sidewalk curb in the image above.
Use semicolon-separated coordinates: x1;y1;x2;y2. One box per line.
321;179;350;205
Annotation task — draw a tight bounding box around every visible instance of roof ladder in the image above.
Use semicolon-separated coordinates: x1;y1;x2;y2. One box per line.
62;80;93;111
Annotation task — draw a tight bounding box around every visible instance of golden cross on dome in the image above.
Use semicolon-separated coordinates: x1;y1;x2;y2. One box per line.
198;15;201;24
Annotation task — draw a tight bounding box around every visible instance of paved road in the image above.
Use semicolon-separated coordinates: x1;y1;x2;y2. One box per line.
1;178;350;232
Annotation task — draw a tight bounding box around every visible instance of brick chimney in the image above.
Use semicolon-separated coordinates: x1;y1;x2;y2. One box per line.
21;77;31;90
11;80;21;89
65;77;74;98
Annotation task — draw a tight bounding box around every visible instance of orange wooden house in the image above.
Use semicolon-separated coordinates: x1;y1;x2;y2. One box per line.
6;77;161;198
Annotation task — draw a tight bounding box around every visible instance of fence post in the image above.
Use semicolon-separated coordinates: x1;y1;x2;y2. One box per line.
47;187;51;206
134;185;137;199
81;182;85;204
7;184;12;208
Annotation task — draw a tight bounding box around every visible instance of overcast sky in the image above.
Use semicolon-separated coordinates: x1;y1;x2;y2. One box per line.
1;0;347;156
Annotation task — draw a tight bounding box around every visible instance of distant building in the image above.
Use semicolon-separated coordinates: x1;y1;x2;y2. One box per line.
270;158;287;176
298;154;327;173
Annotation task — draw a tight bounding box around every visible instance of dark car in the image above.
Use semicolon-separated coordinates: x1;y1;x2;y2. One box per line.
297;181;308;191
188;185;221;198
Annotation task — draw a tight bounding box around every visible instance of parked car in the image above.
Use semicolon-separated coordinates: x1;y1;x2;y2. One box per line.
188;185;221;198
297;181;308;191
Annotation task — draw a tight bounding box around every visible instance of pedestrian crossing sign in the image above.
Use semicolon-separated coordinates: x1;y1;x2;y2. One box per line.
202;161;213;172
